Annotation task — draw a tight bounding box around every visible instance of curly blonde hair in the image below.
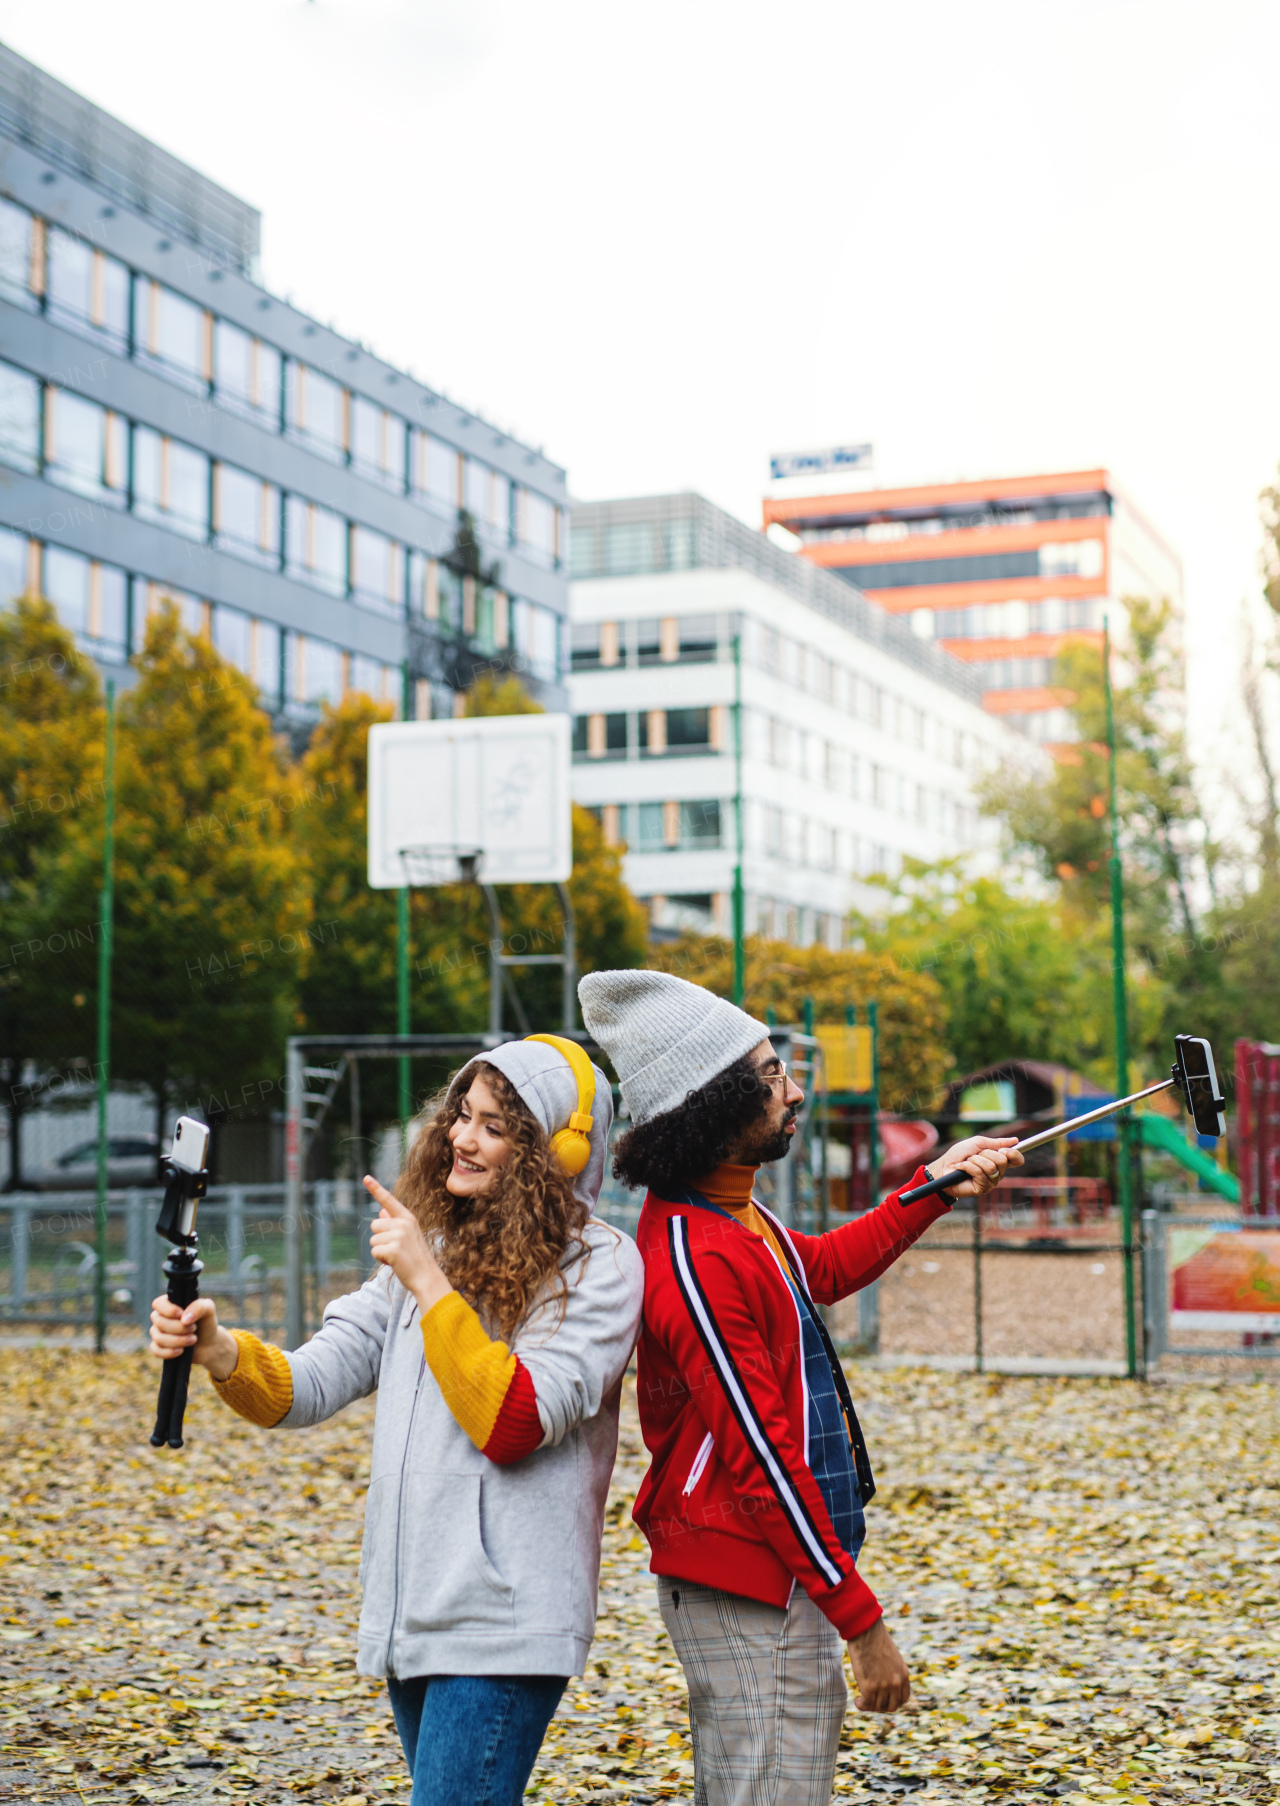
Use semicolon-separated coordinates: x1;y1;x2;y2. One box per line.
397;1061;591;1341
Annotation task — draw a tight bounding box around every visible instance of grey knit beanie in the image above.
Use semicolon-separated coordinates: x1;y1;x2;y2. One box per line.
448;1040;613;1210
578;970;768;1125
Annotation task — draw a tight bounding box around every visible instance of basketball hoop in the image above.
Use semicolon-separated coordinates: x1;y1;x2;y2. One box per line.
396;844;483;887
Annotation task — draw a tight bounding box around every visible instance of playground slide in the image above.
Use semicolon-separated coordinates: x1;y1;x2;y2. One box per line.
1137;1112;1239;1202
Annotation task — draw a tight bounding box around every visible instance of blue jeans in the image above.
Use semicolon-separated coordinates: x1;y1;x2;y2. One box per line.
386;1673;567;1806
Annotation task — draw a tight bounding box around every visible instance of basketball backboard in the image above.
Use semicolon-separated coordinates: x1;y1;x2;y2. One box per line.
367;713;572;889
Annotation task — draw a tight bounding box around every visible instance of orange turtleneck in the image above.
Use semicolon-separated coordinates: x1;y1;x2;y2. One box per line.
696;1164;790;1272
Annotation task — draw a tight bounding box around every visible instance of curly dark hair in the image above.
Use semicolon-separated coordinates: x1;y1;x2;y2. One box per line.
611;1050;775;1197
397;1061;590;1340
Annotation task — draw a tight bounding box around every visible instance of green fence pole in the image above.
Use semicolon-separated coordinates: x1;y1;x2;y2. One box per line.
1104;619;1138;1379
731;632;745;1006
94;680;117;1356
398;661;412;1159
868;999;880;1203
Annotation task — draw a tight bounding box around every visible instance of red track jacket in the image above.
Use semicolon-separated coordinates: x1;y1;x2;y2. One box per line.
633;1171;951;1639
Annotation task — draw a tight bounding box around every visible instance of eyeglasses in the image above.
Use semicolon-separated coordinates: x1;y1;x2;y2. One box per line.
757;1060;789;1093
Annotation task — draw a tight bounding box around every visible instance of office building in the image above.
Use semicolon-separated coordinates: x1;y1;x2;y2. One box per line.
762;469;1183;744
569;493;1032;944
0;44;568;721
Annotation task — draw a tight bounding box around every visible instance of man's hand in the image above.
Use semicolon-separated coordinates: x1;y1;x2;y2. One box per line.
846;1617;911;1713
931;1134;1023;1198
364;1176;453;1316
149;1295;239;1382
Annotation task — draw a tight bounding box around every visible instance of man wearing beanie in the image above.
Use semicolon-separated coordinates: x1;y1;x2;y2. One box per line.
579;969;1020;1806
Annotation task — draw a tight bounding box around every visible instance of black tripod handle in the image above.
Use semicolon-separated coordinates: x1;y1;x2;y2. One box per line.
151;1345;195;1449
898;1169;960;1207
150;1248;203;1451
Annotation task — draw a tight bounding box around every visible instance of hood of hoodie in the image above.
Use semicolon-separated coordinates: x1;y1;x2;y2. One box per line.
447;1039;613;1210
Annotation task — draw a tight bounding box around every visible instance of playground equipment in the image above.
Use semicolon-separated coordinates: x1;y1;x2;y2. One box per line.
1235;1039;1280;1215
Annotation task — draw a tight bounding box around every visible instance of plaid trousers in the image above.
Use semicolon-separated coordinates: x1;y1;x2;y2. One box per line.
657;1576;847;1806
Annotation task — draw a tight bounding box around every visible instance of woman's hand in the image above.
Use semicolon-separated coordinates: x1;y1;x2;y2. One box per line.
149;1294;239;1381
930;1134;1023;1198
364;1176;453;1317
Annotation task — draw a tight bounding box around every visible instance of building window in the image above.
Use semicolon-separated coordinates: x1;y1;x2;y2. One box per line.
512;597;559;681
437;563;462;634
351;396;406;489
294;634;344;705
213;603;252;677
760;805;783;858
44;390;128;506
635;617;663;666
137;279;210;389
42;548;127;657
576;713;627;760
1040;538;1104;579
133;428;210;539
285;496;347;595
0;362;41;473
411;432;459;508
144;583;206;639
666;707;711;752
472;584;508;653
213;464;280;566
0;525;28;604
570;620;601;671
636;801;666;851
349;653;393;703
517;488;557;568
0;199;38;309
463;458;509;537
675;614;717;663
214;320;282;426
253;618;282;698
46;229;130;352
285;362;348;462
350;524;403;614
679;800;721;847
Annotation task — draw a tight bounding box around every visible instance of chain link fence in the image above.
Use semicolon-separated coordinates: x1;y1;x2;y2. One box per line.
0;1183;381;1344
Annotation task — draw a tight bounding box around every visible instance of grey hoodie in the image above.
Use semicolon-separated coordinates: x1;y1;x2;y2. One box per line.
280;1041;644;1680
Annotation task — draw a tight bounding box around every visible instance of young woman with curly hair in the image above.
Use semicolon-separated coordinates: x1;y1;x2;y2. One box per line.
149;1038;644;1806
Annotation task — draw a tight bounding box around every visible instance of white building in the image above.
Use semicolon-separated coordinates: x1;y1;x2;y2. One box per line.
569;494;1037;944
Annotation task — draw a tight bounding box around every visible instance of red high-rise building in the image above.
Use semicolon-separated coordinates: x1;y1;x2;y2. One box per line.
763;469;1183;744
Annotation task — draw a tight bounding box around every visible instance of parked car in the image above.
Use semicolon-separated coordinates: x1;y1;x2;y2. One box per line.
29;1134;160;1191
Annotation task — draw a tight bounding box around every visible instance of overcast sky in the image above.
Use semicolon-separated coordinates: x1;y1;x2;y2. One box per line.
5;0;1280;820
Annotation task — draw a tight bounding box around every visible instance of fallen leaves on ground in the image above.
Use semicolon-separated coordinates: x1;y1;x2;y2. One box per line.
0;1351;1277;1803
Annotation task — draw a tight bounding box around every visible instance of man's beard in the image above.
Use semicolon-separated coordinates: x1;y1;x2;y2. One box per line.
739;1105;799;1166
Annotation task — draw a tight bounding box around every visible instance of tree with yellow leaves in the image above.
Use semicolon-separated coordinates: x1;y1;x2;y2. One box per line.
23;606;310;1154
0;597;105;1186
645;933;950;1114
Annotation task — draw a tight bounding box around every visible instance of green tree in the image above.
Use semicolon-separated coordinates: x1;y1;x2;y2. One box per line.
645;933;950;1114
977;596;1212;1080
27;607;309;1150
0;598;104;1185
852;860;1099;1079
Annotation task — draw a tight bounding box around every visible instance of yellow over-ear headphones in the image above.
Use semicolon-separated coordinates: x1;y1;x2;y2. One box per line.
524;1034;595;1176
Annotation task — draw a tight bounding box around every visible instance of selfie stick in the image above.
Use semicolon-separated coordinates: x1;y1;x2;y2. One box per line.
899;1034;1228;1208
150;1117;211;1451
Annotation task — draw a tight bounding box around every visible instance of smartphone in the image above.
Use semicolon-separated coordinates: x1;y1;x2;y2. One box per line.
1174;1036;1226;1139
170;1116;211;1176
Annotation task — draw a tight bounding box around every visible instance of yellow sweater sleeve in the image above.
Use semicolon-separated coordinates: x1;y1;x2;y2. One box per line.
420;1290;520;1451
211;1329;294;1428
